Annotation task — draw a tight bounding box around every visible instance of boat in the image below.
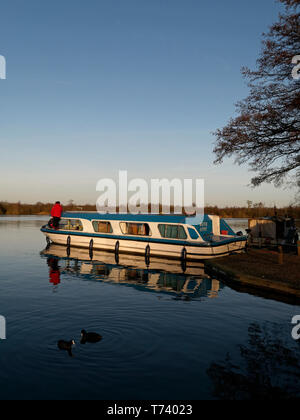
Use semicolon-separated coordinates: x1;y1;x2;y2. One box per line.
41;212;247;260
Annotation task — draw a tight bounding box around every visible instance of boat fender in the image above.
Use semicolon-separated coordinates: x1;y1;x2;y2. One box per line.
67;236;71;247
115;241;120;255
181;247;187;261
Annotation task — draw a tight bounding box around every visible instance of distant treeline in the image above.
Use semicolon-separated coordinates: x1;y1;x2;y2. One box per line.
205;206;300;219
0;202;96;216
0;201;299;219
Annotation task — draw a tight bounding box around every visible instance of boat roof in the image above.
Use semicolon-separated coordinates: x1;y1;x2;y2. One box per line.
62;212;207;225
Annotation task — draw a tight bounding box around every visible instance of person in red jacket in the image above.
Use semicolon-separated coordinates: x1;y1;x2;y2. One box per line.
51;201;63;230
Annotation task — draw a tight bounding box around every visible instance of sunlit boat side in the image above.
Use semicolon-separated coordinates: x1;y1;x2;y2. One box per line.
41;212;247;260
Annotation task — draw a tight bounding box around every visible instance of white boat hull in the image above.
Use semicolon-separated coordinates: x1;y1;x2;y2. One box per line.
43;231;246;260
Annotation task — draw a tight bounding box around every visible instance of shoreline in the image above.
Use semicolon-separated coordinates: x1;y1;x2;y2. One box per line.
205;248;300;304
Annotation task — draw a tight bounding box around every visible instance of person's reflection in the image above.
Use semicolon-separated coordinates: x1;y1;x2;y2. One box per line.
47;257;61;287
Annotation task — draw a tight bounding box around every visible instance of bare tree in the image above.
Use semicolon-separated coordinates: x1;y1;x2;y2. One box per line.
214;0;300;193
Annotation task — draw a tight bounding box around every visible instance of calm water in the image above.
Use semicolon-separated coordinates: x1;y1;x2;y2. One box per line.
0;217;300;400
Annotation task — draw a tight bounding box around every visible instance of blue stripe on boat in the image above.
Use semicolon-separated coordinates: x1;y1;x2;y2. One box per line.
62;212;188;223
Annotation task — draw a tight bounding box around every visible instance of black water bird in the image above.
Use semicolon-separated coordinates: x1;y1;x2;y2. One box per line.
57;340;75;357
81;330;102;344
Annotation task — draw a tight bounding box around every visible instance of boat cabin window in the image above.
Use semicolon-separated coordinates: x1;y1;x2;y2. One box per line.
120;223;151;236
59;219;83;231
188;228;199;240
158;224;187;240
92;221;113;234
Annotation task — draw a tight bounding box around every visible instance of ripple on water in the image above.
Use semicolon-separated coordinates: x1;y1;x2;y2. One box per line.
1;301;166;381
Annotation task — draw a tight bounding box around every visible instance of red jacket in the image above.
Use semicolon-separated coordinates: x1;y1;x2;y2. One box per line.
51;203;63;218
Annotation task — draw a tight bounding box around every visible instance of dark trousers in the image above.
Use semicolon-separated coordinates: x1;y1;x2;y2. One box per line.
53;217;61;229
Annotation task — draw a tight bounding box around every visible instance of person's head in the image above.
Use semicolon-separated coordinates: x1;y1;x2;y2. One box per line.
55;201;61;205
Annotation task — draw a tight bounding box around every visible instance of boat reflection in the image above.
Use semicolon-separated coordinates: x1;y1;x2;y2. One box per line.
41;244;224;300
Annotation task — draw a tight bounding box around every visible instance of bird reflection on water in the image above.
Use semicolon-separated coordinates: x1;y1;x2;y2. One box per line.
41;244;223;301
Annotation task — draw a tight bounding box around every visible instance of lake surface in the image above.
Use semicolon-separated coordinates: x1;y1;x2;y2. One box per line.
0;217;300;400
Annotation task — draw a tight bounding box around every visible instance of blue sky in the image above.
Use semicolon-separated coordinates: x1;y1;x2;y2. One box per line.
0;0;295;206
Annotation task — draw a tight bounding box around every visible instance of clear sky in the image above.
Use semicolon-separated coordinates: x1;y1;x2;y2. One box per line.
0;0;295;207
